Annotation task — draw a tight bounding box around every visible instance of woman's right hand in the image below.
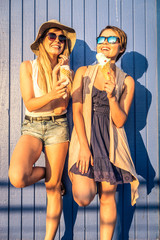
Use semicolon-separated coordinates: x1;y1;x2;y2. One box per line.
50;62;67;100
49;78;67;100
76;145;93;174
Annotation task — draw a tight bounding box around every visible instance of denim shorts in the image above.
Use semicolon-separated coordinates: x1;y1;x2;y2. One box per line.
21;116;69;146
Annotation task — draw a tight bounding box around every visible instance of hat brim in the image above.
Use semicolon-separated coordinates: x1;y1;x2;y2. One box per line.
30;20;76;56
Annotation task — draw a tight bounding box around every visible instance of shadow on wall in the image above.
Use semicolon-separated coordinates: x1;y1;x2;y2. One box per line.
0;41;156;240
61;47;156;240
121;51;155;194
116;51;156;240
62;39;96;240
71;39;97;71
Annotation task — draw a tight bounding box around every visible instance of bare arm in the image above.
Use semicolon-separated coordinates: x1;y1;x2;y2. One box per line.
105;73;135;128
20;61;67;112
72;66;93;174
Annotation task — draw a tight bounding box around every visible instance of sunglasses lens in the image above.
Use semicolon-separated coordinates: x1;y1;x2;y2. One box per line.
47;33;66;43
97;37;105;44
107;36;119;44
59;35;66;42
97;36;120;44
48;33;57;40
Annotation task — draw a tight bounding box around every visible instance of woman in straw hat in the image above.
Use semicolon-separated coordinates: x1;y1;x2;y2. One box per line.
8;19;76;239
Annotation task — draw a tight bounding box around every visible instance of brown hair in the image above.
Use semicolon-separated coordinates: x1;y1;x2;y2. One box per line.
98;25;127;61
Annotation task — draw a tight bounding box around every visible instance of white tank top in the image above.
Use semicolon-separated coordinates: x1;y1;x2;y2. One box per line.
25;59;67;117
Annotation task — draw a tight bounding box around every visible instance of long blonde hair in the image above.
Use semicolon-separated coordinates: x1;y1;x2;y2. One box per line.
37;29;70;93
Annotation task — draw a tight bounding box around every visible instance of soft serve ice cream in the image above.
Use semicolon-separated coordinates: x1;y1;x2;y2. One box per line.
96;53;111;81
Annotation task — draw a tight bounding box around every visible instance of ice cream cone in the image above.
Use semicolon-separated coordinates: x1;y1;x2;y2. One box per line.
101;61;110;81
60;65;72;98
60;67;72;82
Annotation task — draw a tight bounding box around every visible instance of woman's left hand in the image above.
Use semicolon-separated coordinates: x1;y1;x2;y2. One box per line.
76;144;93;174
104;70;116;99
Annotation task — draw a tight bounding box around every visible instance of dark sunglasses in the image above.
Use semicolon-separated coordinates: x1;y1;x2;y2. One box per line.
96;36;120;44
46;32;66;43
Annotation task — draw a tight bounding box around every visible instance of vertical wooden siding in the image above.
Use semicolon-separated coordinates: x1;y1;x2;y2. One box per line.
0;0;159;239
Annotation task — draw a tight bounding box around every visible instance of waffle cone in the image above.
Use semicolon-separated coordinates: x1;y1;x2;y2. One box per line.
60;68;72;82
60;65;72;98
101;61;110;81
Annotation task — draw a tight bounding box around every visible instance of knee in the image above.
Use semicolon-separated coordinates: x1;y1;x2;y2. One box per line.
45;180;61;194
8;167;27;188
74;197;91;207
73;189;96;207
100;192;116;206
45;181;62;218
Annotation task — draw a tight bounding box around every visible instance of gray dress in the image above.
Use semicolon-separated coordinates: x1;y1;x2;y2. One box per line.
70;85;133;185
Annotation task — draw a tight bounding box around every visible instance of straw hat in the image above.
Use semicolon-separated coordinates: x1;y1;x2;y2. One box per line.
30;19;76;56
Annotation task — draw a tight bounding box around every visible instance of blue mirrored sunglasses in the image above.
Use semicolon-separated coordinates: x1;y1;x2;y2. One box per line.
96;36;120;44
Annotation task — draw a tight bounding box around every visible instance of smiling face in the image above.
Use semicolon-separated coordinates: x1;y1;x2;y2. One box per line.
42;28;65;57
97;28;124;62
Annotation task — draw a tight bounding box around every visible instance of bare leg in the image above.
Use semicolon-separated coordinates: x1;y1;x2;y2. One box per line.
72;173;97;206
44;142;68;240
8;135;45;188
99;182;117;240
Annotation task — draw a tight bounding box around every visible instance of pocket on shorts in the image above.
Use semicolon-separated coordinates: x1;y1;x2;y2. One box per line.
55;118;68;127
21;119;31;134
22;119;30;127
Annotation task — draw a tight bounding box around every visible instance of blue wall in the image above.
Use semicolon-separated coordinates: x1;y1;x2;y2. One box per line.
0;0;159;239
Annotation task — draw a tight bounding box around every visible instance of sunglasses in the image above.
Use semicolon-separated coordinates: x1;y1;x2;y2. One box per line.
46;32;66;43
97;36;120;44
